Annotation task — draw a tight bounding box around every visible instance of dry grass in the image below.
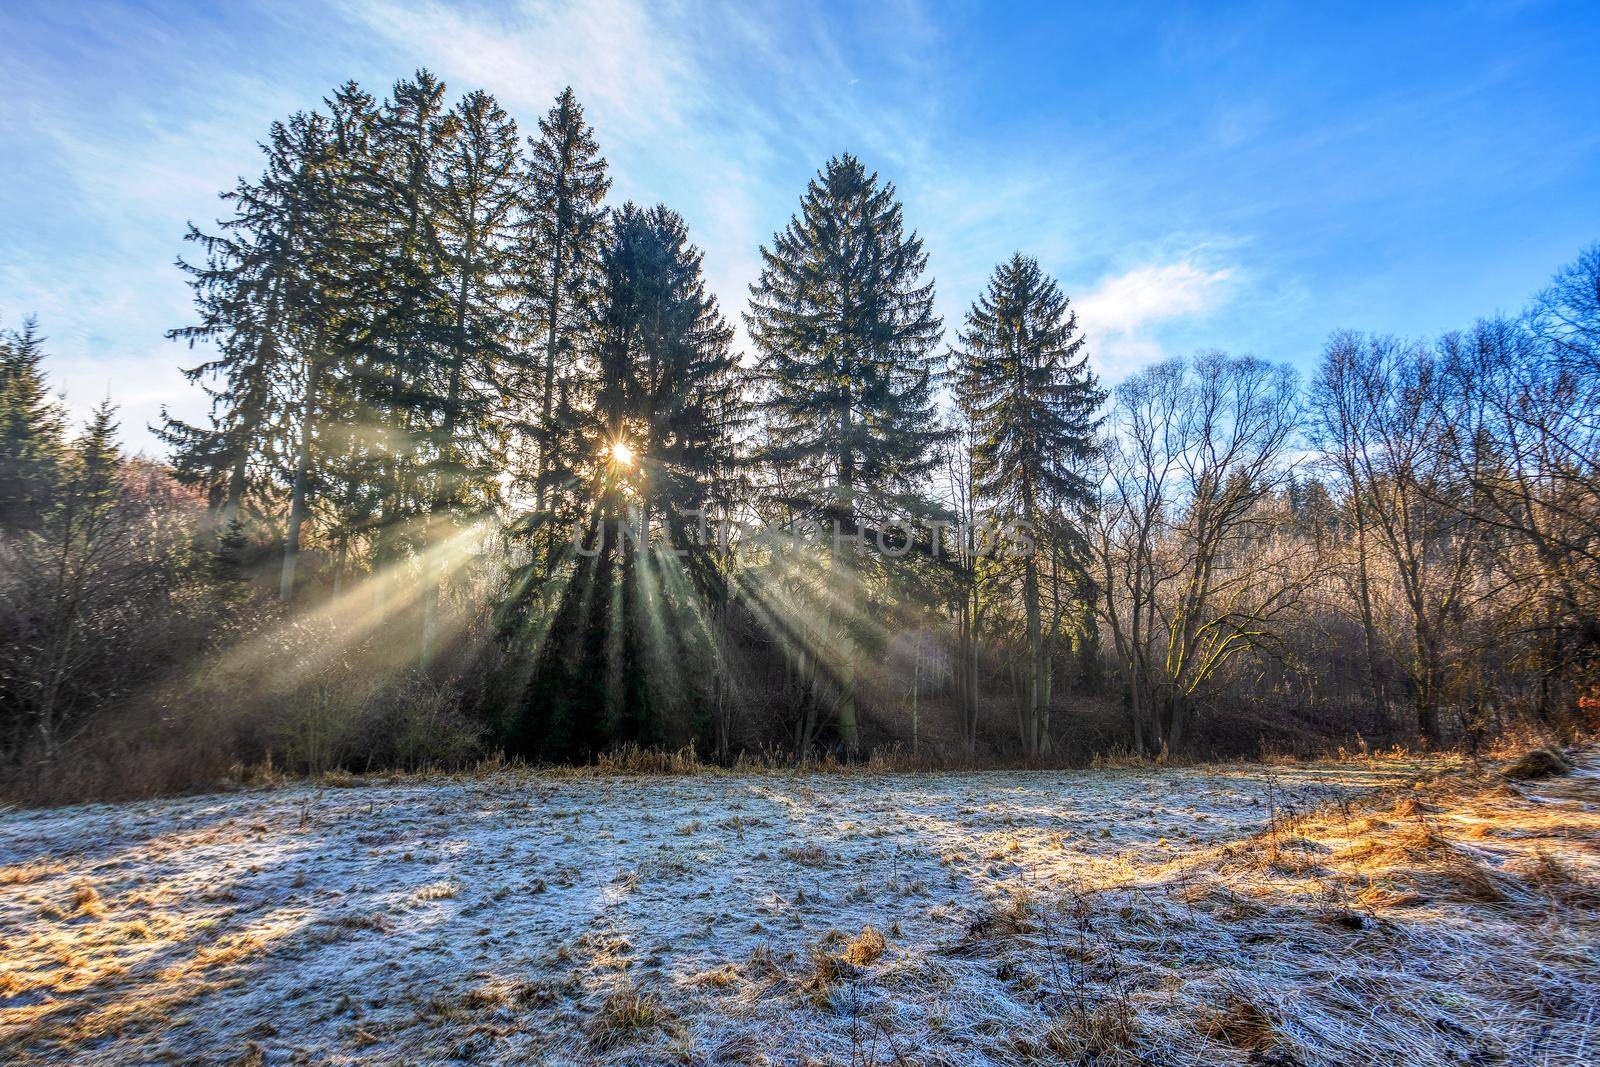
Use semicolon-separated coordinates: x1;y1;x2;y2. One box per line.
1196;993;1278;1052
778;842;830;865
587;982;673;1050
966;887;1036;941
839;924;886;966
413;880;461;901
690;964;739;989
67;882;105;918
799;943;849;1005
1052;746;1600;1065
0;860;66;886
1040;1004;1141;1064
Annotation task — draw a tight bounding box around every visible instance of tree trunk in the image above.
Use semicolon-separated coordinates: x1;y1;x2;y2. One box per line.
536;213;568;577
279;360;321;600
1023;552;1044;757
1352;504;1390;734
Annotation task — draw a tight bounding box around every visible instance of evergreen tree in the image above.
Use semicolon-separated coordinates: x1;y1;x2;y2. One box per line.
746;154;944;752
163;94;377;596
953;253;1103;755
520;87;610;573
308;80;393;580
0;318;66;532
161;108;324;525
593;204;741;531
418;87;524;665
510;203;741;759
273;104;369;599
426;89;523;515
357;70;457;540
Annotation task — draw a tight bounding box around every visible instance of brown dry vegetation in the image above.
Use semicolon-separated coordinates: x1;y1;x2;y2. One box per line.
1037;749;1600;1065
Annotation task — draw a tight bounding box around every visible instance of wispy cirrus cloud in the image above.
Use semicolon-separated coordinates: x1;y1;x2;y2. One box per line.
339;0;703;136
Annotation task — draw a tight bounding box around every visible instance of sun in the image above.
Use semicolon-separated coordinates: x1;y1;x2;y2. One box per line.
608;440;636;467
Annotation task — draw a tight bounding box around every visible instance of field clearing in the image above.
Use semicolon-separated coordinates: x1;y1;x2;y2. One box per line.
1;756;1597;1065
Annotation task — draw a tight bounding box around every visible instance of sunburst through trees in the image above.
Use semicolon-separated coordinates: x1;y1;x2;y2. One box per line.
2;66;1597;785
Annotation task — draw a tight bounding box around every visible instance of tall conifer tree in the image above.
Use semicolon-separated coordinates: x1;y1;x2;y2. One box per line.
417;88;524;665
520;87;610;573
359;70;457;538
953;253;1103;754
161;109;324;526
511;204;740;759
746;154;943;751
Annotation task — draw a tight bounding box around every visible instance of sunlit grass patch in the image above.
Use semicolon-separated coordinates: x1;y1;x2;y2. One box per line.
0;860;66;886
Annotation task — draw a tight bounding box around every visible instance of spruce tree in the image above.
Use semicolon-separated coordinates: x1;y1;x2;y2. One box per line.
953;253;1103;755
161;109;322;526
310;80;393;577
593;204;740;531
427;89;523;514
0;318;66;533
164;94;375;595
746;154;944;752
357;70;457;540
511;203;741;759
417;88;524;665
520;87;610;573
272;104;368;599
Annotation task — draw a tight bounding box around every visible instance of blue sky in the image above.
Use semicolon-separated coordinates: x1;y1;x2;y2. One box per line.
2;0;1597;448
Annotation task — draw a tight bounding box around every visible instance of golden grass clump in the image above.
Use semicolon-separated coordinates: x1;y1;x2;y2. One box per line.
800;945;848;1004
1;860;67;886
1041;1005;1140;1064
588;982;672;1050
744;942;783;981
1340;820;1508;904
1197;993;1279;1052
840;924;887;966
967;888;1036;941
779;842;830;866
1513;849;1600;905
66;881;106;918
414;880;461;900
692;964;740;989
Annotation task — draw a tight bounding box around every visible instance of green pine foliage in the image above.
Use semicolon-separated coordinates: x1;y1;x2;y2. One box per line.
0;319;66;532
520;86;611;572
746;154;946;752
747;154;945;530
954;252;1102;536
953;253;1104;755
508;203;742;760
593;204;741;529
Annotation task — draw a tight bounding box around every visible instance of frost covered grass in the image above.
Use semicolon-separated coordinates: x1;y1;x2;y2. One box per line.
1;753;1596;1064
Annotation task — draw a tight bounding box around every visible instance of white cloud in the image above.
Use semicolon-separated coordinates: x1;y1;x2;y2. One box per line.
1075;259;1236;378
340;0;702;137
